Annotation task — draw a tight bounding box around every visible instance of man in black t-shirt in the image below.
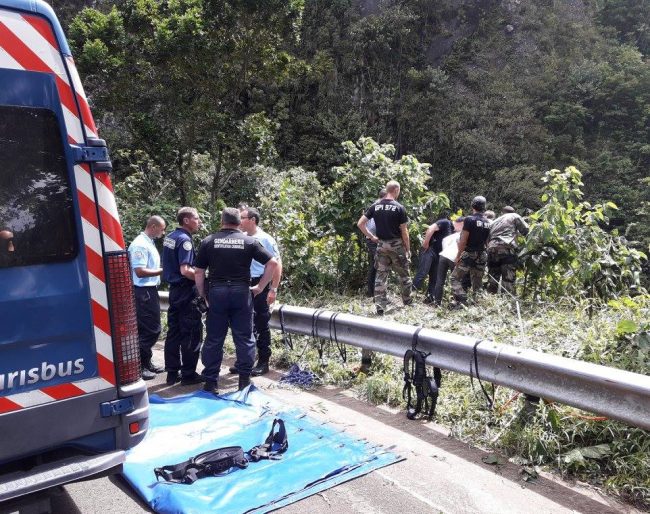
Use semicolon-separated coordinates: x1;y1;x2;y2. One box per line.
357;180;412;314
450;196;491;305
414;213;453;303
194;207;278;394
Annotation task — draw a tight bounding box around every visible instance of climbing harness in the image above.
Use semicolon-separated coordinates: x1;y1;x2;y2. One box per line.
154;419;288;484
248;418;289;462
403;327;442;420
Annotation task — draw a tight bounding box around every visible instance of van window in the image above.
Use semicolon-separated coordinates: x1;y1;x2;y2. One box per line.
0;105;77;268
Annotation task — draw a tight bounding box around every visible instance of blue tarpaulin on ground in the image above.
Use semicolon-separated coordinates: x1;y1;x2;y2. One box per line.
122;386;402;513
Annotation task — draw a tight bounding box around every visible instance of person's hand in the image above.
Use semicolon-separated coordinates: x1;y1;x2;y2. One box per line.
267;289;277;305
250;284;263;297
372;235;379;243
405;251;411;262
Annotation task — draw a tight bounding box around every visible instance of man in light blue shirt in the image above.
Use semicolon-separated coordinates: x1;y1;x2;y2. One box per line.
229;206;282;377
128;215;166;380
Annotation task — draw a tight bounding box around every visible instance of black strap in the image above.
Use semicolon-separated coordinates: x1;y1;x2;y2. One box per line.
412;326;423;350
403;349;415;416
471;339;494;410
278;305;293;350
328;312;346;363
311;309;325;362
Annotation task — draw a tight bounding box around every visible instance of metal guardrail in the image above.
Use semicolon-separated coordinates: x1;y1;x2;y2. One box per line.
159;292;650;430
269;305;650;430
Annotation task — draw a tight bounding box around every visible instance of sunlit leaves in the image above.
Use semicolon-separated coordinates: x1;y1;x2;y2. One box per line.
522;166;647;304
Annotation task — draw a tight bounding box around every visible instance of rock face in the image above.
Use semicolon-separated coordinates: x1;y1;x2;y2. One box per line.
425;0;499;66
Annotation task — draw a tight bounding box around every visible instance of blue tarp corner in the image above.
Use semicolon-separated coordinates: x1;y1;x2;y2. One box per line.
122;386;403;513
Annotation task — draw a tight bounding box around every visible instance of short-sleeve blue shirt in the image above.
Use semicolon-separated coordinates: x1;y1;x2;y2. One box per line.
128;232;161;287
162;228;195;285
250;228;280;278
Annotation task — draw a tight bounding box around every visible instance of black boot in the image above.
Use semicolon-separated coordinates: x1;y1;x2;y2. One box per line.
238;374;251;390
250;360;269;377
203;380;219;395
141;367;156;380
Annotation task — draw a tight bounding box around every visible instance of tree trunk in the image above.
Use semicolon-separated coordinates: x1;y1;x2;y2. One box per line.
177;153;187;206
209;143;224;211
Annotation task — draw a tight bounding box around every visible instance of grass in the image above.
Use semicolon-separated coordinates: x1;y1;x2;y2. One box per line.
265;288;650;509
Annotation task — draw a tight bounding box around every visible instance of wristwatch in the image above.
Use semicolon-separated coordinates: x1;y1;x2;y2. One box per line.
269;287;278;293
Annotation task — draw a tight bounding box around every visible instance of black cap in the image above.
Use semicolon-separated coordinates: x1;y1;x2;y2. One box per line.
471;196;487;212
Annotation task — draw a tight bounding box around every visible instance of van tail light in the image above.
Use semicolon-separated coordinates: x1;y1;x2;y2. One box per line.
105;251;141;385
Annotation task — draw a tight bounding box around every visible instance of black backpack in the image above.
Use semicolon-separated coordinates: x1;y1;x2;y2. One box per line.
403;329;442;420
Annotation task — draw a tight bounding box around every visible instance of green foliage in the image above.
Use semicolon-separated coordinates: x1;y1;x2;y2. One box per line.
255;166;328;288
522;166;647;304
325;137;448;237
317;137;448;289
69;0;303;211
598;0;650;55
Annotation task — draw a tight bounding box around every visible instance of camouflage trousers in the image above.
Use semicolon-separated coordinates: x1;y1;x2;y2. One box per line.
451;250;487;303
374;239;412;310
487;242;517;294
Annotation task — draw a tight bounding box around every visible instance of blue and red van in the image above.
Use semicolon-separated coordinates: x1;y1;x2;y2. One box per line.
0;0;148;502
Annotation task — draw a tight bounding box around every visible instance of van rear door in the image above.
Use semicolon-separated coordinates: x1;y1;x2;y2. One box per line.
0;4;147;499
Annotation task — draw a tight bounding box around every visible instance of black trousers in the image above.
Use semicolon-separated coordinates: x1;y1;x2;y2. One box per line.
202;283;255;380
134;286;161;365
433;257;454;305
164;281;202;377
251;277;272;363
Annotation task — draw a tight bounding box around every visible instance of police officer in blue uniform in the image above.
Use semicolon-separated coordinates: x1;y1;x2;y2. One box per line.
162;207;204;385
128;215;166;380
194;207;278;394
228;206;282;377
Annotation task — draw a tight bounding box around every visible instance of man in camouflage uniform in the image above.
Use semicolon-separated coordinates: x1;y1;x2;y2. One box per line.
486;206;529;294
451;196;491;304
357;180;412;315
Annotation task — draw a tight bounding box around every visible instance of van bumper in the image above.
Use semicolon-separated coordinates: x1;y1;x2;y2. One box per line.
0;450;124;502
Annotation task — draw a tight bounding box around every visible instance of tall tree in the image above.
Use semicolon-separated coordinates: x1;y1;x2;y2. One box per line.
69;0;303;209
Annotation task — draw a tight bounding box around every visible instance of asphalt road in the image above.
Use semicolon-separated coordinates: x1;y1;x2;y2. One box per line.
12;342;639;514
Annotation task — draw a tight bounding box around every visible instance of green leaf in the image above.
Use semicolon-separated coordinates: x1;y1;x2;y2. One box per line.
579;444;611;460
562;449;585;465
616;319;638;336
